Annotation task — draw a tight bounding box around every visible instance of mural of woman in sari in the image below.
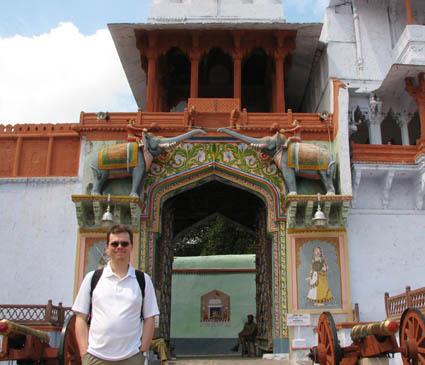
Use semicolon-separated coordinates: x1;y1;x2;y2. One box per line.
305;246;333;305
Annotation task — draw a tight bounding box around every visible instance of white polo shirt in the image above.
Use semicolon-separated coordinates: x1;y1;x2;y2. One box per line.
72;263;159;361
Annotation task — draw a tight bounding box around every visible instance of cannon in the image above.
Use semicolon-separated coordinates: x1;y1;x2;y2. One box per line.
0;314;81;365
309;308;425;364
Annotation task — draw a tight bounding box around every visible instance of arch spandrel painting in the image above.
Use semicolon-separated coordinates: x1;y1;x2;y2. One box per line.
142;142;285;217
289;233;350;312
201;290;230;326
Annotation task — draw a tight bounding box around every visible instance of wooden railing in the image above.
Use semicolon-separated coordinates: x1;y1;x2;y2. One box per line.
385;286;425;321
351;142;418;164
0;300;72;327
73;107;334;141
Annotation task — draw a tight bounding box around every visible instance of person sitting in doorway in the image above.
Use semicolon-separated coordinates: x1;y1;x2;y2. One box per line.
150;331;175;365
149;308;176;364
231;314;258;356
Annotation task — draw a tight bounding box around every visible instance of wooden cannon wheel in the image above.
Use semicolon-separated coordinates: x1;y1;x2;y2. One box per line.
58;314;81;365
315;312;343;365
399;308;425;365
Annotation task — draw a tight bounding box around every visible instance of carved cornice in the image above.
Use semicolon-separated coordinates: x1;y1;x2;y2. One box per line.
134;28;297;61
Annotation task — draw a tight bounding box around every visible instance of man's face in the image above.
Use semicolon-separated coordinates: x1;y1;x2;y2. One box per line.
247;315;253;323
106;232;133;264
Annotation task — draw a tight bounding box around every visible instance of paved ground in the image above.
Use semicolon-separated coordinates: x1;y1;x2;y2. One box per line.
149;355;312;364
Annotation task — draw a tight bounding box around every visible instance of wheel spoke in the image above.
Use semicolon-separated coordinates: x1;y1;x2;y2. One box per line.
413;318;420;339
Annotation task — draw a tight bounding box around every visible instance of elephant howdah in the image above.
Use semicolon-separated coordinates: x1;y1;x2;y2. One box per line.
287;143;329;171
98;142;139;170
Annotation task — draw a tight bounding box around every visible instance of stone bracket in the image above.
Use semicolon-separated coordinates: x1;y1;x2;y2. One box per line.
71;195;143;230
285;195;353;229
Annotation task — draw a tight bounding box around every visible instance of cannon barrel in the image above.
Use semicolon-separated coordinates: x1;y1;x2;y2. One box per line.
0;319;50;344
351;319;398;342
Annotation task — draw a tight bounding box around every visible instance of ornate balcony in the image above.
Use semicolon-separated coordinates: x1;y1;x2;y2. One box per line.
393;25;425;65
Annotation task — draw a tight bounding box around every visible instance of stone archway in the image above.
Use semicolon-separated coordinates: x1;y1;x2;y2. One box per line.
141;167;283;354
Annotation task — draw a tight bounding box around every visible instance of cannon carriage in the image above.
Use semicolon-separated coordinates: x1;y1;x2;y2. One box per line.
0;301;81;365
309;308;425;365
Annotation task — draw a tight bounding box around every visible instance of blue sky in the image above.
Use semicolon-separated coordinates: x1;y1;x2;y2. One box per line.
0;0;328;124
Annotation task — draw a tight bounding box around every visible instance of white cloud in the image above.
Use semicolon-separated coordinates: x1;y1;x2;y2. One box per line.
0;22;137;125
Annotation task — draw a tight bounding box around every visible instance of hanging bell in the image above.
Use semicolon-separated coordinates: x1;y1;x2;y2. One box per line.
312;204;327;227
101;194;114;228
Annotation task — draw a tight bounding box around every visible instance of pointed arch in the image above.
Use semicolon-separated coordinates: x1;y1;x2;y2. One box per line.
141;161;285;233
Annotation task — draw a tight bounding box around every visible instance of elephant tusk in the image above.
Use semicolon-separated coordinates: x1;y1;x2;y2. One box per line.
250;143;267;152
161;142;178;152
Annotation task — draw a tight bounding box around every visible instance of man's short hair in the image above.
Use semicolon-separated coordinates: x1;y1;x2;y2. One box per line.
106;224;133;245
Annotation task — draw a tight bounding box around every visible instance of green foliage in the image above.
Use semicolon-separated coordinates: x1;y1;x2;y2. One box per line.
174;215;255;256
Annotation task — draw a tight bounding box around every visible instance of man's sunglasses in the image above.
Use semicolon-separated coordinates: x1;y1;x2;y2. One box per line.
109;241;130;248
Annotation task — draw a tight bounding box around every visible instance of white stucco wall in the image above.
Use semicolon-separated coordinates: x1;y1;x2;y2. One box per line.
324;1;394;83
149;0;285;22
0;178;82;306
347;211;425;322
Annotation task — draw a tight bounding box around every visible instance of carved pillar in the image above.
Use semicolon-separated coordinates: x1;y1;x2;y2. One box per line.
273;32;295;113
232;31;242;100
406;73;425;141
274;51;285;113
352;2;364;72
146;34;158;112
397;114;411;146
368;93;384;144
190;58;199;99
406;0;413;25
190;32;200;98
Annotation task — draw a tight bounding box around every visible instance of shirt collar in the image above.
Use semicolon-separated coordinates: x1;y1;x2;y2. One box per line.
103;262;136;278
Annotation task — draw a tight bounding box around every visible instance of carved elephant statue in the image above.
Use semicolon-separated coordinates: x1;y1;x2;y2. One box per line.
217;128;335;195
91;129;206;197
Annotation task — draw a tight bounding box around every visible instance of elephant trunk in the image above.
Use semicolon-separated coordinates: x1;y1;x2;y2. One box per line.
217;128;263;145
161;129;206;144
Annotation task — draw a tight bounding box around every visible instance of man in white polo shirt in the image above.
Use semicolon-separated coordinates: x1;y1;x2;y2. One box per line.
72;224;159;365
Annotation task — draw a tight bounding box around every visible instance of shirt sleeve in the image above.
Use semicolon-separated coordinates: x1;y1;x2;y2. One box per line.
72;271;95;315
142;273;160;319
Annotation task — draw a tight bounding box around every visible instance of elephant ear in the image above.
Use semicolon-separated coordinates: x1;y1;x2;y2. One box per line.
142;132;154;172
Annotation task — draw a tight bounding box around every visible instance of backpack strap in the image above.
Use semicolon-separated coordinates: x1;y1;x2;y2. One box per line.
135;270;146;320
88;268;103;324
89;268;146;322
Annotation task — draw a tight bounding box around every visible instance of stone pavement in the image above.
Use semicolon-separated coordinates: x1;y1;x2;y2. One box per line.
149;355;312;365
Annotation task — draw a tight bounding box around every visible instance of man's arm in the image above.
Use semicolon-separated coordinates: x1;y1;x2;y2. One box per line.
74;312;89;356
140;316;155;352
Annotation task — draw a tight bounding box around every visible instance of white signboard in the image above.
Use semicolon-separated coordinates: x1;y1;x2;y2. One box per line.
286;313;311;326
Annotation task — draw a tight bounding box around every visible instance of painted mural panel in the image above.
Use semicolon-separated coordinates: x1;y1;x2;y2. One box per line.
200;290;230;326
289;232;350;313
75;234;137;292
